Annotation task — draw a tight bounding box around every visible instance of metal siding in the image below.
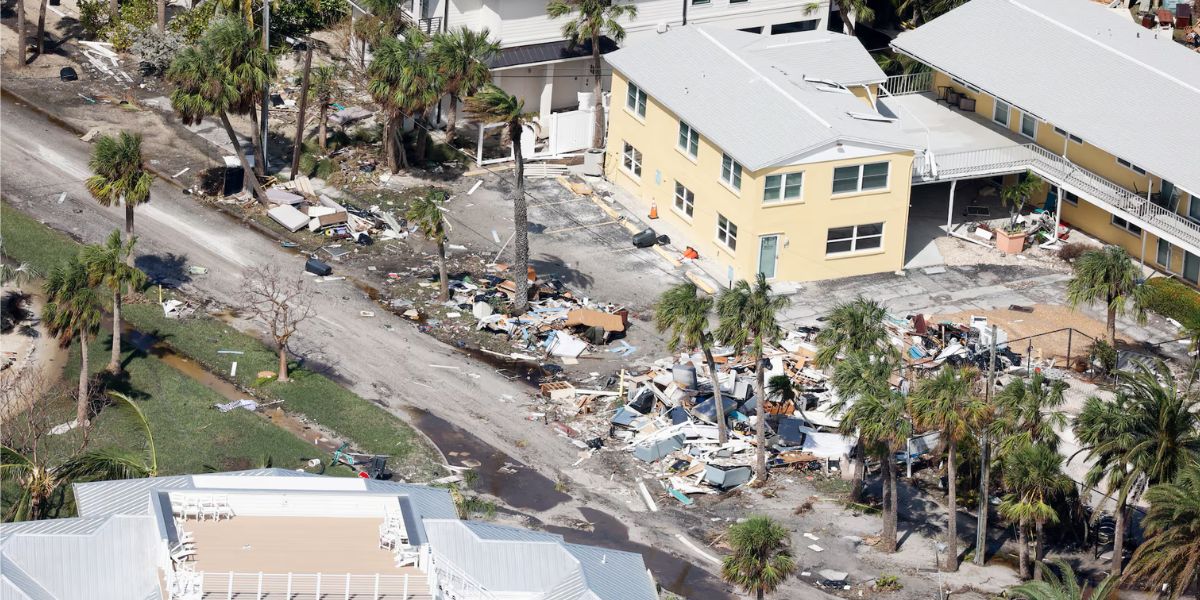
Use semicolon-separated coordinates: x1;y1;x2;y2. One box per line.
891;0;1200;196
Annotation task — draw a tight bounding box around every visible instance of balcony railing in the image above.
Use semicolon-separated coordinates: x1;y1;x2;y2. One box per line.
883;71;934;96
913;143;1200;253
178;571;431;600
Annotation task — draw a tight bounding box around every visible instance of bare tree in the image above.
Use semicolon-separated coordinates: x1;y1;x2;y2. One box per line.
240;265;313;383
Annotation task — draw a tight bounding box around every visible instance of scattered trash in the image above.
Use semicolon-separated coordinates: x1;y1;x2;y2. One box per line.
216;399;258;412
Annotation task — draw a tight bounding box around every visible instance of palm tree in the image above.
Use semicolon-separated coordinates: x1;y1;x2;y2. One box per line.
909;366;980;572
205;15;276;179
1008;558;1120;600
827;351;892;504
995;373;1068;453
81;231;146;374
432;27;500;146
833;0;876;36
1124;463;1200;599
465;84;533;315
721;515;796;599
715;274;789;481
16;0;26;68
546;0;637;149
813;296;897;369
655;282;729;444
1065;245;1148;347
85;131;155;240
1075;361;1200;578
406;190;450;302
368;32;444;173
42;256;102;428
1;262;40;288
1000;171;1045;232
999;443;1071;580
2;391;157;521
35;0;48;57
167;18;268;202
307;65;338;151
846;373;911;552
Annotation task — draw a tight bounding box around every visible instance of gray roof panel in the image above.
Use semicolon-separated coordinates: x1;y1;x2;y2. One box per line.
891;0;1200;195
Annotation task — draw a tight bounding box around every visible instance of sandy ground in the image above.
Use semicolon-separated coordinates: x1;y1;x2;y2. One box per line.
932;304;1112;363
0;284;68;421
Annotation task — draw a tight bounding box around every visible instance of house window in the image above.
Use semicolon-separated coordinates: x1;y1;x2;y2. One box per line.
1190;196;1200;222
621;142;642;178
720;154;742;191
763;172;802;203
691;0;710;5
716;214;738;251
1019;113;1037;139
1116;157;1147;176
730;0;748;4
1186;252;1200;284
950;77;980;93
771;19;818;34
1063;191;1079;205
1111;214;1142;236
993;100;1010;127
1053;127;1083;144
1157;239;1172;268
625;82;647;118
826;223;884;255
832;161;889;194
673;182;694;218
677;121;699;159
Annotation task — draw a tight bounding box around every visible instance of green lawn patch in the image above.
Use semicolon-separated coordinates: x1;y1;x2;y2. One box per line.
1;204;82;273
1144;277;1200;329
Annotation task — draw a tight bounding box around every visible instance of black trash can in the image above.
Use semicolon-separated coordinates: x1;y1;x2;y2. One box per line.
305;258;333;276
632;228;657;248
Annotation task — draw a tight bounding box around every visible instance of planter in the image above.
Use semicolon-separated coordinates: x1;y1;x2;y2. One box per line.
996;229;1027;254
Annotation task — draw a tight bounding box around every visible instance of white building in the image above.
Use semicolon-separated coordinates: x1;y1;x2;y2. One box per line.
407;0;837;120
0;469;658;600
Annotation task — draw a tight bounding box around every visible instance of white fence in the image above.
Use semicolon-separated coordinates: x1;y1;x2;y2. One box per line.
883;71;934;96
189;572;431;600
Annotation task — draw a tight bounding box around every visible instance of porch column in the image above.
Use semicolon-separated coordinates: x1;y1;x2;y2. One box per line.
1140;230;1147;272
539;63;555;123
946;180;958;235
1054;185;1063;242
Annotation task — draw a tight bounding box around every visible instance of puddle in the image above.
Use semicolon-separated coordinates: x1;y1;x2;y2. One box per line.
406;407;726;598
125;328;341;453
406;407;569;511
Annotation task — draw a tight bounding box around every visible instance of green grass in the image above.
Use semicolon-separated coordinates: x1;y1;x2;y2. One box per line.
1144;277;1200;330
2;201;440;479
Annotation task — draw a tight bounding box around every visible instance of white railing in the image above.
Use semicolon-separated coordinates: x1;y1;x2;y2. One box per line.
883;71;934;96
913;143;1200;253
428;551;501;600
194;572;431;600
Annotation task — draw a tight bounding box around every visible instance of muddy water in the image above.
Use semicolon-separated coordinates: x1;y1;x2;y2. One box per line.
407;407;729;599
125;329;341;453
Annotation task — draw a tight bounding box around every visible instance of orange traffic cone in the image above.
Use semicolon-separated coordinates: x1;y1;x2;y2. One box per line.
648;203;659;219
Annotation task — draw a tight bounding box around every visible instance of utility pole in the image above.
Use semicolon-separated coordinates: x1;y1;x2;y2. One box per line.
974;324;998;566
291;44;313;176
260;0;270;172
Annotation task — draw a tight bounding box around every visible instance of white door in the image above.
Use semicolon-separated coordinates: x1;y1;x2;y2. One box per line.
758;235;779;279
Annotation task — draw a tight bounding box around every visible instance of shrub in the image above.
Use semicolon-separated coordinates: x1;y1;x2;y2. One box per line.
1143;277;1200;328
875;574;903;591
1088;339;1117;375
1058;242;1090;262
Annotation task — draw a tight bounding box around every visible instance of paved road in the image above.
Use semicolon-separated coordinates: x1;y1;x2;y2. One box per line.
0;95;739;597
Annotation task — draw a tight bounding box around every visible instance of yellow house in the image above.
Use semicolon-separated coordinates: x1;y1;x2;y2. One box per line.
891;0;1200;282
604;28;923;284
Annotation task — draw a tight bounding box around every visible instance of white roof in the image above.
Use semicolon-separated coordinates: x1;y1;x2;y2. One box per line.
891;0;1200;196
605;27;920;172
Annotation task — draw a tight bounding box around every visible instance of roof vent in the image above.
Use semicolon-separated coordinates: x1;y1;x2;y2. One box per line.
602;554;608;564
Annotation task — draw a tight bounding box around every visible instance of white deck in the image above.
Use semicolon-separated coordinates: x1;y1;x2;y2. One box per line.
880;92;1028;159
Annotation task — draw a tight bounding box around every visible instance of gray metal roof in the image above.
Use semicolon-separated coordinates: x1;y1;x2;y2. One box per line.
0;555;56;600
605;27;919;172
891;0;1200;196
424;520;657;600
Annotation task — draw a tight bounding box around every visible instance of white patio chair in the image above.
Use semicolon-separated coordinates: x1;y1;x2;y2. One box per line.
179;499;201;521
211;495;233;521
198;496;219;521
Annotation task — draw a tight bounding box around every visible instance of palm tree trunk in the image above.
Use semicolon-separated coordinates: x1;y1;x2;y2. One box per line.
219;111;267;204
1111;501;1126;578
850;449;866;502
1034;519;1045;581
702;346;728;445
840;0;856;36
752;354;768;480
1106;305;1117;347
882;451;898;552
511;121;530;316
277;346;289;382
318;104;328;150
157;0;166;31
125;203;135;239
78;329;90;426
248;108;265;178
414;123;429;166
756;589;764;600
436;239;449;301
1018;519;1029;579
36;0;47;56
16;0;27;68
385;116;398;173
109;290;122;373
944;442;958;571
446;93;459;145
109;0;118;24
975;435;991;566
590;32;604;149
